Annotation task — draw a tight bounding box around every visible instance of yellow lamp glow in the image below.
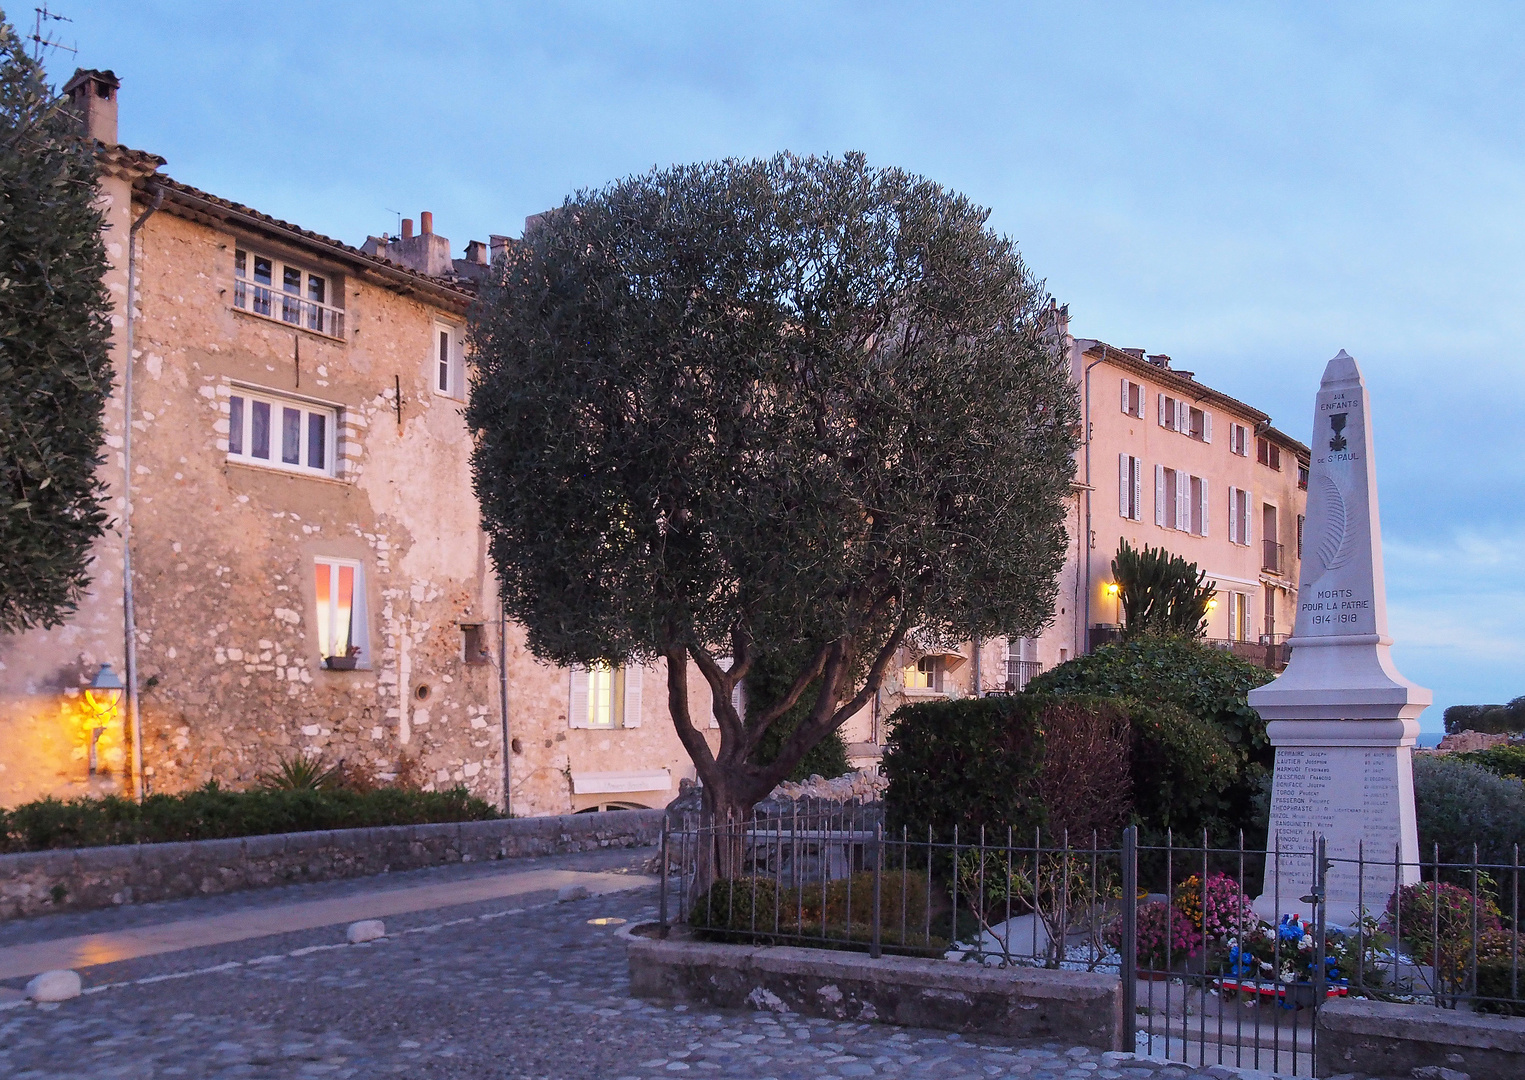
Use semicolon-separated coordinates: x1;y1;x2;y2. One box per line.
84;663;124;715
1105;583;1120;596
1206;598;1219;611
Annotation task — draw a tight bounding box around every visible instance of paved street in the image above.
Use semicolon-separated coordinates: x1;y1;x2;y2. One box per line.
0;848;1311;1079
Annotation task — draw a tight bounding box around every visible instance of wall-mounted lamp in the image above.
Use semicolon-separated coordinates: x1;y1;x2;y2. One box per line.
84;664;123;778
1206;598;1219;612
1104;583;1120;597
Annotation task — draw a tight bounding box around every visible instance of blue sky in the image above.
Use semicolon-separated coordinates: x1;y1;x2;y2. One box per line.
57;1;1524;728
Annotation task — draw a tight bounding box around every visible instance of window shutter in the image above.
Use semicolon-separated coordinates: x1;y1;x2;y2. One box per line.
1176;400;1186;434
1155;464;1166;526
1122;378;1129;413
1132;458;1143;521
731;679;745;722
1158;393;1166;426
568;666;590;728
1243;490;1253;545
1198;478;1209;537
1227;487;1237;543
1119;454;1129;517
622;665;643;727
1175;471;1187;530
1203;412;1212;444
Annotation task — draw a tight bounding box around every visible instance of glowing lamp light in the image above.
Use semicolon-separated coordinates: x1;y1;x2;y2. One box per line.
84;663;124;715
1206;598;1220;612
1104;583;1120;596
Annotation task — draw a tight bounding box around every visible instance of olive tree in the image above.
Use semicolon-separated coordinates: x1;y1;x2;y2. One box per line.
0;23;114;633
468;152;1079;828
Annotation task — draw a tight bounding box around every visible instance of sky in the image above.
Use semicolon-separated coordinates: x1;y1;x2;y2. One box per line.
49;1;1525;730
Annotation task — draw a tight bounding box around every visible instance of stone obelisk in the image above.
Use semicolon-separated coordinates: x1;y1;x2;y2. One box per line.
1249;350;1430;927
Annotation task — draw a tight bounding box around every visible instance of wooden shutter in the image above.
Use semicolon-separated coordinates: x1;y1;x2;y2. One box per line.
1132;458;1143;521
1155;464;1166;525
568;666;589;728
1119;454;1130;517
731;679;745;722
1243;490;1253;545
1176;471;1188;530
1228;487;1239;543
1198;478;1209;537
1122;378;1130;413
622;665;644;727
1158;393;1166;426
1203;412;1212;444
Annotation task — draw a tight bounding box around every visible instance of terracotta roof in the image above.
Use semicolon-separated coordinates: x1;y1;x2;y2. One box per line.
115;151;475;311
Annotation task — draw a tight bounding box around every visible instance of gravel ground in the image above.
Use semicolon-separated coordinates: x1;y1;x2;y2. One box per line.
0;849;1331;1079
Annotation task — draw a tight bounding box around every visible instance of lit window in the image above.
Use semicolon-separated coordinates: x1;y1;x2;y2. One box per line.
227;388;338;477
234;248;343;338
904;656;942;692
314;557;369;668
568;664;642;729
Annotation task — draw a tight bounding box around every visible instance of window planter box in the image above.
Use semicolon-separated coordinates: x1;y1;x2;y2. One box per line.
324;656;359;671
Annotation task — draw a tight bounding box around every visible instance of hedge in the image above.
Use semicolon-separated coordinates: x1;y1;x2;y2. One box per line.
0;783;500;853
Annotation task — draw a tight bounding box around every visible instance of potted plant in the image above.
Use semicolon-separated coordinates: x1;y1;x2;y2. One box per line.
324;645;361;671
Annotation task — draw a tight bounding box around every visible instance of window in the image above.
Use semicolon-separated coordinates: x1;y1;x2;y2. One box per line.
1298;463;1309;491
1004;638;1037;692
1226;592;1251;642
433;322;465;400
1229;423;1249;457
228;388;337;477
904;655;943;692
461;624;490;665
1120;378;1145;418
1256;437;1282;471
1155;465;1207;535
1227;486;1254;546
1158;393;1184;432
233;248;343;337
1118;454;1143;521
1187;407;1211;443
315;558;370;668
568;664;643;729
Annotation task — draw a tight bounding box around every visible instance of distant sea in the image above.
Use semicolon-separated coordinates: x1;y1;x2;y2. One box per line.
1415;732;1443;748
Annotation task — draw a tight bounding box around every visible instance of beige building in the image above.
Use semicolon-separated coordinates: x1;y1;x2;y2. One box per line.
0;72;1308;811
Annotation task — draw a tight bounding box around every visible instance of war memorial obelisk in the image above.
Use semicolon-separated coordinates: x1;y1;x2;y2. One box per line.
1249;350;1430;927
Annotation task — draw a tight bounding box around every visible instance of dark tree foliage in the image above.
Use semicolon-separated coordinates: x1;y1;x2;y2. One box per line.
743;642;851;783
1443;697;1525;735
469;153;1079;824
0;26;114;633
1112;539;1216;639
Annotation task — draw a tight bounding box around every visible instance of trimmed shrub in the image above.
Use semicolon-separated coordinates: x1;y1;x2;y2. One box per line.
1130;702;1240;841
0;783;499;853
1413;755;1525;868
691;870;941;951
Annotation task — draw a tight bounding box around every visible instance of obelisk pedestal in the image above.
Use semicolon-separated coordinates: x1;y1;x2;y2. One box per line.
1249;351;1429;928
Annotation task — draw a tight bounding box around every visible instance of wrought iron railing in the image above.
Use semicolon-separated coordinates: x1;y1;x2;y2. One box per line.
233;278;345;338
1263;540;1284;573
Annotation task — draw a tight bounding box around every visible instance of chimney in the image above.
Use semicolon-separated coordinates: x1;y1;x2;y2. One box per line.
489;234;511;263
62;69;120;146
465;240;489;265
386;211;452;277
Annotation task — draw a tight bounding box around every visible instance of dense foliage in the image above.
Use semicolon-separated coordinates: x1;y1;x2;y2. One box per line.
468;152;1079;823
1111;540;1216;639
0;784;499;852
1444;697;1525;735
1026;637;1273;842
1412;755;1525;867
1453;743;1525;781
742;643;850;783
0;21;116;632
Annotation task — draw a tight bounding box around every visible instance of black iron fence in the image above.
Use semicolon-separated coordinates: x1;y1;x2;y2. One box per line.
657;809;1525;1077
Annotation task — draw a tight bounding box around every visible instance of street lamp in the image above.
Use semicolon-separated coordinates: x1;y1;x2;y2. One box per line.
1105;581;1121;625
84;663;123;777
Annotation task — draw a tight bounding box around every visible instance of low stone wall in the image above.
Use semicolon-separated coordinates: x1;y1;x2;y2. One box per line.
0;809;663;920
1318;997;1525;1080
625;925;1120;1049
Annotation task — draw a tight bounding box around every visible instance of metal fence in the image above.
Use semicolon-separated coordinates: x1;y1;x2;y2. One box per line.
657;809;1525;1077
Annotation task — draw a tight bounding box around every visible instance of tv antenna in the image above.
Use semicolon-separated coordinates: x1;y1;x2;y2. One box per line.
31;4;76;62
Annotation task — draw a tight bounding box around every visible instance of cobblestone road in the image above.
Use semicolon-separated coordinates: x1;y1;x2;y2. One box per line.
0;849;1328;1079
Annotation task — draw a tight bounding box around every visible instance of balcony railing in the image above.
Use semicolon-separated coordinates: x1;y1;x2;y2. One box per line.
234;279;345;338
1001;659;1039;693
1206;636;1290;672
1262;539;1283;574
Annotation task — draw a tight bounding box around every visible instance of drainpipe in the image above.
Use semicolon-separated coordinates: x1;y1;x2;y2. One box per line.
1081;352;1109;655
124;184;162;802
499;598;511;816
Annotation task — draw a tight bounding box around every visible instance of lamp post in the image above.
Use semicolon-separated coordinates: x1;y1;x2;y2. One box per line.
1105;581;1121;627
84;663;123;778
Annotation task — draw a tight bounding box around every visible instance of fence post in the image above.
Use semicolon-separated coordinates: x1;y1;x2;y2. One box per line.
871;822;883;959
658;810;670;937
1121;825;1137;1053
1312;835;1328;1013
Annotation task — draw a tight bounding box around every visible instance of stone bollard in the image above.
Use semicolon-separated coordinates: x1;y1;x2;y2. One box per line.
557;884;590;902
26;970;82;1002
346;919;386;943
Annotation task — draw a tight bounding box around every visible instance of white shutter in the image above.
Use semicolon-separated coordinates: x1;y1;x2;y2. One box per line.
1243;490;1253;545
1175;471;1188;530
1176;400;1187;435
1198;478;1209;537
1158;393;1166;426
1122;378;1130;414
731;679;745;722
568;666;589;728
1228;592;1238;638
1119;453;1130;517
1155;464;1166;526
1132;458;1143;521
622;665;643;727
1203;412;1212;444
1228;487;1239;543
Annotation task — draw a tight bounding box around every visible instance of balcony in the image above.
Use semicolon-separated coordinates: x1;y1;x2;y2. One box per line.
234;279;345;338
1087;624;1123;653
1206;635;1290;672
1262;540;1284;574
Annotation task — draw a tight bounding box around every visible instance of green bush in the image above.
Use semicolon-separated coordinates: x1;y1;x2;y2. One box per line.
1130;703;1241;841
1444;698;1525;735
0;783;499;853
1026;638;1273;843
691;870;943;952
1413;755;1525;867
1453;744;1525;781
882;694;1049;844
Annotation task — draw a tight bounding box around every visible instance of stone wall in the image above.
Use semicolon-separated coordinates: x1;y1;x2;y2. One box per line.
0;808;662;920
1317;997;1525;1080
625;925;1120;1049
